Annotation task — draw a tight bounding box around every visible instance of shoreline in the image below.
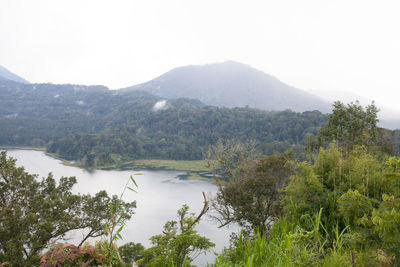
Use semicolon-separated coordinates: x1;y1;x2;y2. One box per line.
0;145;46;151
1;146;214;181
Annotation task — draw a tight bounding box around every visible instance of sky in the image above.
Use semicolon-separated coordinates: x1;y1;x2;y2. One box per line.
1;0;400;112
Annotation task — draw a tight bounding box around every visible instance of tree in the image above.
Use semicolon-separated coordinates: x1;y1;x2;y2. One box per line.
0;151;135;266
319;101;379;152
119;242;145;267
208;140;293;236
137;193;214;267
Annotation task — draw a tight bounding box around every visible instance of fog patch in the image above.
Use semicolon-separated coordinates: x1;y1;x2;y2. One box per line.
76;100;85;106
4;113;18;118
153;100;167;111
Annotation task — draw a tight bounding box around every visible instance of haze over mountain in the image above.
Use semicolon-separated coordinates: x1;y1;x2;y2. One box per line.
1;62;398;129
0;65;29;84
310;89;400;130
123;61;331;113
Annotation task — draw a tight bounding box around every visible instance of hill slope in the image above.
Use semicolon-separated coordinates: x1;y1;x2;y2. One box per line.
0;80;328;164
123;61;330;112
0;65;29;83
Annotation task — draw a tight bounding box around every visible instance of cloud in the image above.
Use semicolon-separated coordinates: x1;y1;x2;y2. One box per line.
153;100;167;111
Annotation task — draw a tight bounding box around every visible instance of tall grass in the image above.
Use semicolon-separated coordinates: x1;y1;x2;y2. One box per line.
210;210;354;267
211;218;315;266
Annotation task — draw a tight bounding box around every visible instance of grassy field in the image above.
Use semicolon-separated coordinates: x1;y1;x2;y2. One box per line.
129;159;209;171
99;159;214;180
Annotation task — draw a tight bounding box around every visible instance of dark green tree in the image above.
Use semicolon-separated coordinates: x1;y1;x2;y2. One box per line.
119;242;145;267
319;101;379;151
209;141;293;235
0;151;135;266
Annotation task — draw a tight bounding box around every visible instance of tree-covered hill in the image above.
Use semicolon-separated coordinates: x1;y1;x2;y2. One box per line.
0;79;329;166
47;107;327;165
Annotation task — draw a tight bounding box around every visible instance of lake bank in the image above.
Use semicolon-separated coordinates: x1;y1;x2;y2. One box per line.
1;146;214;180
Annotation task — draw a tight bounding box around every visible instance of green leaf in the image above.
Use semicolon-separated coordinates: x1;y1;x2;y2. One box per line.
116;225;124;235
130;175;139;188
127;186;137;193
109;203;113;212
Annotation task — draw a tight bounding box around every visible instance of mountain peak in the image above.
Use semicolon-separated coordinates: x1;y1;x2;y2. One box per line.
0;65;29;84
123;61;329;112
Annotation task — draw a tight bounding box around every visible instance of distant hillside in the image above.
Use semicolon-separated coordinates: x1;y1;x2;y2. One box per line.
0;65;29;83
123;61;330;112
0;80;328;164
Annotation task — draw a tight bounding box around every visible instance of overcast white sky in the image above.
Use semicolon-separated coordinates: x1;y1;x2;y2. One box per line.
1;0;400;112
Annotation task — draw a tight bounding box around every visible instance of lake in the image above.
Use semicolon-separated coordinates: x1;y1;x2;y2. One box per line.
2;149;237;266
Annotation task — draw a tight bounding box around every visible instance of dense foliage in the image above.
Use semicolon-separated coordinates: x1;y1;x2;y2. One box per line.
211;101;400;266
213;147;400;266
46;107;327;166
208;140;294;236
0;151;135;266
0;79;331;166
318;100;379;150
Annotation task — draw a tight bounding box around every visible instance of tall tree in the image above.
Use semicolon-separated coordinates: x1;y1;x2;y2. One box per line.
208;141;293;235
319;101;379;151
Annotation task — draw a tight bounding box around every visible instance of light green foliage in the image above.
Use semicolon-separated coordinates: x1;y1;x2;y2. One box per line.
213;214;351;267
282;162;326;216
372;195;400;249
281;144;400;265
337;189;373;226
137;201;215;267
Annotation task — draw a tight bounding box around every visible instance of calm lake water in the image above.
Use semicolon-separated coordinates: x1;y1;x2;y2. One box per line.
3;149;237;266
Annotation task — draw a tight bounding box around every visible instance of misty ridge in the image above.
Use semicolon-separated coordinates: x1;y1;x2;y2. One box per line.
1;61;399;129
1;61;399;124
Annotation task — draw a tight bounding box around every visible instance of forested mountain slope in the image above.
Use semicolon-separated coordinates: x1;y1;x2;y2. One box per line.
0;79;327;165
123;61;330;112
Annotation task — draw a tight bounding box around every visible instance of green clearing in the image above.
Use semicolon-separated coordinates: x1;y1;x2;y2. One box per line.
92;159;215;181
128;159;209;172
96;159;210;172
109;159;214;181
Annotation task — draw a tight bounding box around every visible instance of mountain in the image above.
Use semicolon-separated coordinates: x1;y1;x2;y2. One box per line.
0;65;29;84
122;61;330;112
